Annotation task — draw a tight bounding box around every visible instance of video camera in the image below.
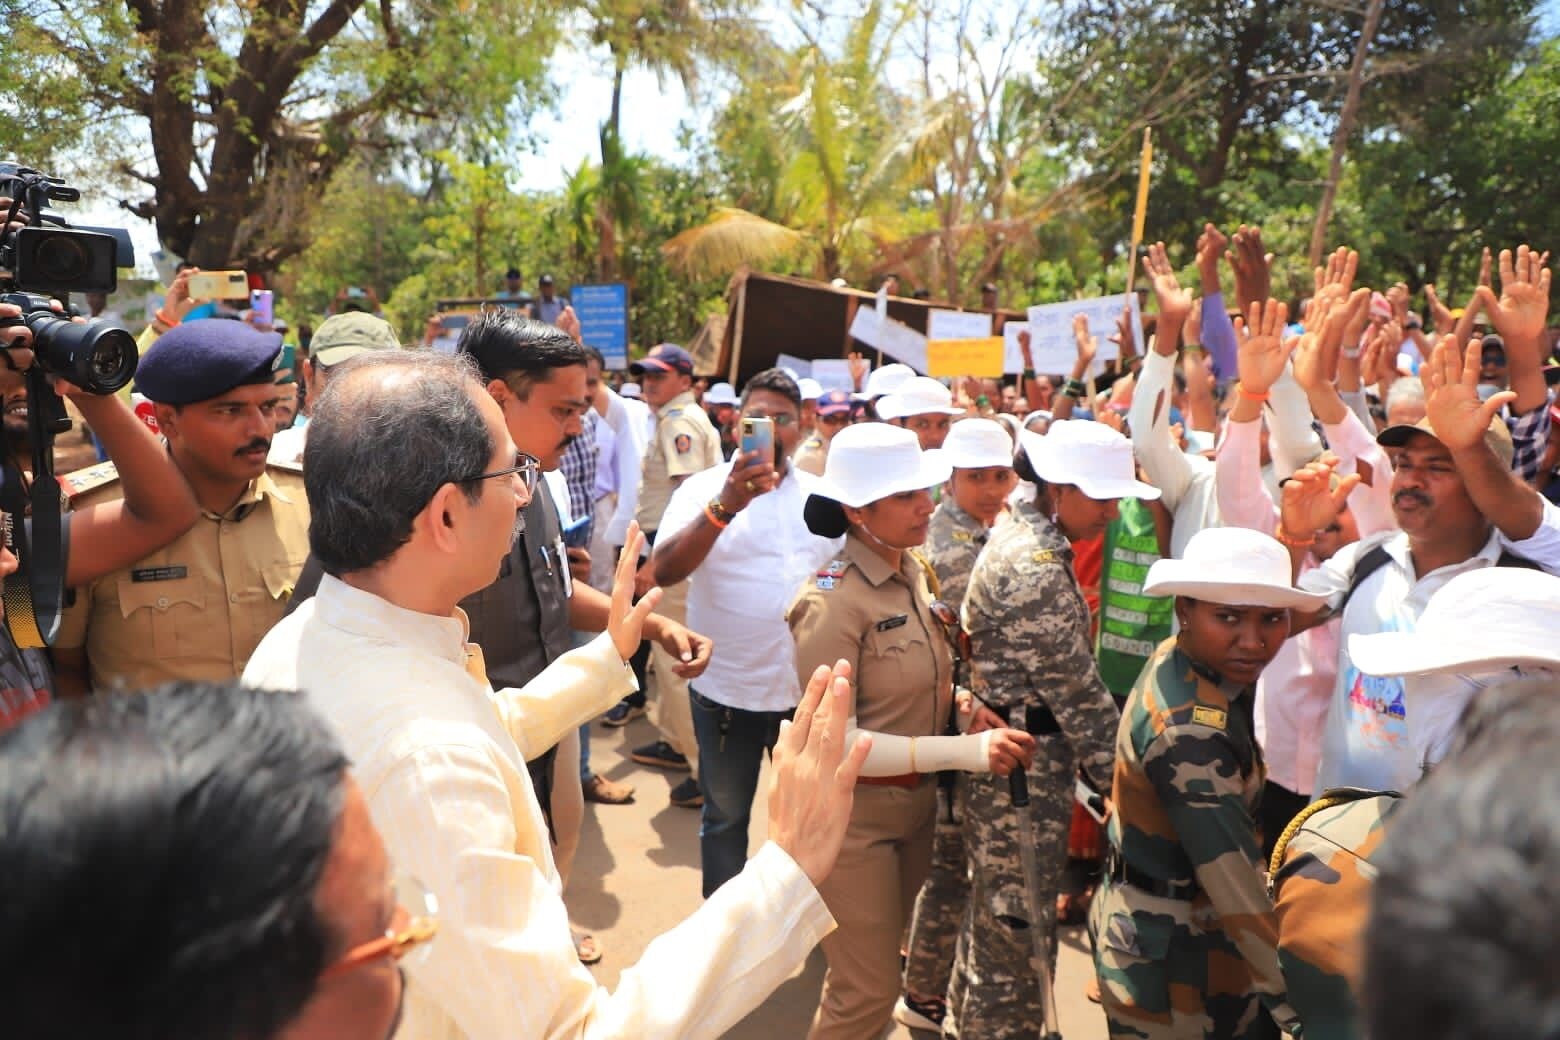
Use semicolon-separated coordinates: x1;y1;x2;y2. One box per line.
0;162;138;395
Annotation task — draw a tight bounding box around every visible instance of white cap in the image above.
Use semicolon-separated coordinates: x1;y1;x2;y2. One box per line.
861;362;916;400
620;382;642;399
942;418;1014;469
705;381;740;406
781;366;801;382
809;422;951;508
1349;568;1560;678
1143;528;1329;610
1019;420;1160;501
797;377;823;401
877;376;964;420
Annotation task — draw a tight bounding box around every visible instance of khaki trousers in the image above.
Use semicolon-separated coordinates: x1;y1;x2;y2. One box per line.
809;780;938;1040
648;580;698;781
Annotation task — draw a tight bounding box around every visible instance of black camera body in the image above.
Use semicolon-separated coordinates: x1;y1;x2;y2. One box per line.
0;162;137;394
0;163;124;296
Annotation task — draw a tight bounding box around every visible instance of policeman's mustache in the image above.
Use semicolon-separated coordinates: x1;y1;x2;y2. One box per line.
1393;489;1431;509
235;437;271;457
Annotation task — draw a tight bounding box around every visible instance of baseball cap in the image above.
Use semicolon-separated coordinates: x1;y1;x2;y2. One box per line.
816;389;852;417
629;343;694;376
539;274;555;286
310;312;402;367
1376;415;1513;469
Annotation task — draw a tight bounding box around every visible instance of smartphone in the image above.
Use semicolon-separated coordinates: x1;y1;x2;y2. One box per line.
561;513;591;549
187;270;250;300
249;289;274;326
740;416;774;463
1075;776;1107;823
346;286;367;299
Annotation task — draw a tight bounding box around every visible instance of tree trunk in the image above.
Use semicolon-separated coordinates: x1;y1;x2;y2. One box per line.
596;54;628;283
1309;0;1386;268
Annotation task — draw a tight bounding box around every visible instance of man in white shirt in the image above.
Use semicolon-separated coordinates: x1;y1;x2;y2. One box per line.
652;368;844;895
245;350;871;1040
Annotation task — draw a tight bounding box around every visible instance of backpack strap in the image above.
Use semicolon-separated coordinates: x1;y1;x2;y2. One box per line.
1338;543;1394;615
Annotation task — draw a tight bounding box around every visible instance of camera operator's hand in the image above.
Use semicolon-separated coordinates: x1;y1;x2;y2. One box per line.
164;266;203;320
0;298;74;372
0;196;30;236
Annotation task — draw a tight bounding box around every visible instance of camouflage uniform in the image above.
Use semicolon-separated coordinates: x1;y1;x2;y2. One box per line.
946;498;1119;1039
1271;790;1400;1040
902;498;998;1001
1091;637;1301;1039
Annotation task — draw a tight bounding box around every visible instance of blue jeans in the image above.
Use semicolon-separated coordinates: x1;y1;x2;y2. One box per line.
690;687;793;898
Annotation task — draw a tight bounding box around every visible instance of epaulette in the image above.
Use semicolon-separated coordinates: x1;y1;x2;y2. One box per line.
61;461;121;505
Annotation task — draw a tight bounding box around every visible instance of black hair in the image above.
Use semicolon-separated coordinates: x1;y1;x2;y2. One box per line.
1013;441;1041;485
305;351;491;575
0;682;350;1040
582;344;606;369
739;367;802;411
456;309;588;397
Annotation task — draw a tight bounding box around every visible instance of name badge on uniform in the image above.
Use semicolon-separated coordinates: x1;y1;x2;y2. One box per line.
876;615;908;632
1191;705;1227;730
952;529;973;543
130;566;188;583
815;577;836;591
1031;549;1058;564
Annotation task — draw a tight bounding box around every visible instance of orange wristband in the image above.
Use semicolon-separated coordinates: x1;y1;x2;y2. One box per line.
702;503;730;530
1236;382;1271;402
1274;525;1315;548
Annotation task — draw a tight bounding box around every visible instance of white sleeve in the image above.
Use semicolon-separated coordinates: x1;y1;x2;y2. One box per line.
655;468;719;544
1266;366;1324;480
845;718;994;775
1127;350;1194;511
1500;496;1560;575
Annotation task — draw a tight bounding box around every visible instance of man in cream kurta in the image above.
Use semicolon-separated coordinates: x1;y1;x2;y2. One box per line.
244;350;851;1040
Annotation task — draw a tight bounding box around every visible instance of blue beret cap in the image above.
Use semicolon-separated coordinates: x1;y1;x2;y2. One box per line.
136;319;283;405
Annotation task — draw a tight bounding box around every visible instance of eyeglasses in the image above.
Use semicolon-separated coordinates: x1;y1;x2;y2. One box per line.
458;451;541;496
322;874;440;980
742;411;797;427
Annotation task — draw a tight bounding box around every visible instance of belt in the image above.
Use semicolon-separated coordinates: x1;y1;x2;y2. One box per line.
1106;848;1197;901
858;773;921;788
989;702;1062;736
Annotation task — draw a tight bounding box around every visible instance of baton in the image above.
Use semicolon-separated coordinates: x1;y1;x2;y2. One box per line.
1008;769;1064;1040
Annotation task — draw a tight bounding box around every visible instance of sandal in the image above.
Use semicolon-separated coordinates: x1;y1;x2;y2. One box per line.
572;928;604;965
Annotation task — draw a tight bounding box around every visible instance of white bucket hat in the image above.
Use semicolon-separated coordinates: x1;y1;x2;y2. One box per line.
804;423;951;536
1142;528;1329;610
859;362;916;400
797;377;823;401
705;381;740;407
1349;568;1560;678
620;382;642;399
877;376;964;420
1019;420;1160;501
942;418;1015;469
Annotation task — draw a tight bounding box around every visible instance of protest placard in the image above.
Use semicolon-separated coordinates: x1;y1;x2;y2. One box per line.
1022;293;1142;375
927;337;1005;378
926;309;992;342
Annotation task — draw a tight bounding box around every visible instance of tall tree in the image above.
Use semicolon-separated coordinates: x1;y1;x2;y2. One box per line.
9;0;554;270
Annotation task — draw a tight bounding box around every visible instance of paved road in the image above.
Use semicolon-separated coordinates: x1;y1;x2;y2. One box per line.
568;715;1109;1039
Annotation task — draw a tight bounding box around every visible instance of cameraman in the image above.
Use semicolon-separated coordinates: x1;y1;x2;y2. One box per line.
0;300;199;730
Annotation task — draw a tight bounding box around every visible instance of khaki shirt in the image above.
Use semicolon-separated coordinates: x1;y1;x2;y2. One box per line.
792;433;827;477
636;390;722;531
56;466;311;691
787;532;953;738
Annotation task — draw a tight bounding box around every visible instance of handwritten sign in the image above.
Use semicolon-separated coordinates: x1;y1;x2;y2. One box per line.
926;309;992;342
1023;293;1142;375
927;337;1005;378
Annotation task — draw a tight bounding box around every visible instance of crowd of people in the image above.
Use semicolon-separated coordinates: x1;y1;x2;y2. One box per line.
1;210;1559;1040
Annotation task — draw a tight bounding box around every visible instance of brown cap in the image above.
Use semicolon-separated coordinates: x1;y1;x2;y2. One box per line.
1376;415;1513;469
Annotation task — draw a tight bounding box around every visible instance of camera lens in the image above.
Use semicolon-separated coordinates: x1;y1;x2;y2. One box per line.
33;233;92;285
30;313;138;394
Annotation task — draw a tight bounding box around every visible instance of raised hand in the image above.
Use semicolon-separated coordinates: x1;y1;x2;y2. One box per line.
1422;335;1517;454
610;523;662;660
848;351;869;391
1196;223;1228;295
1475;244;1552;346
1280;454;1363;539
1386;282;1411;322
1312;247;1358;308
1142;241;1192;327
1227;224;1274;313
1018;327;1035;368
1291;295;1339;394
1423;283;1454;335
768;660;873;885
1072;312;1099;368
1233;298;1293;395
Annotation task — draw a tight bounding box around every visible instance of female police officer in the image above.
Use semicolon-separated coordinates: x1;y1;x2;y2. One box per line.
947;418;1155;1039
787;422;1034;1040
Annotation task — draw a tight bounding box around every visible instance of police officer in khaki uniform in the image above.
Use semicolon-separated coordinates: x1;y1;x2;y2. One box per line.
54;320;311;692
607;343;723;804
788;423;1034;1040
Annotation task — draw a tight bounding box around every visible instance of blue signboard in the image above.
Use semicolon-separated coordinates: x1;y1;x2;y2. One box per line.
572;283;630;368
